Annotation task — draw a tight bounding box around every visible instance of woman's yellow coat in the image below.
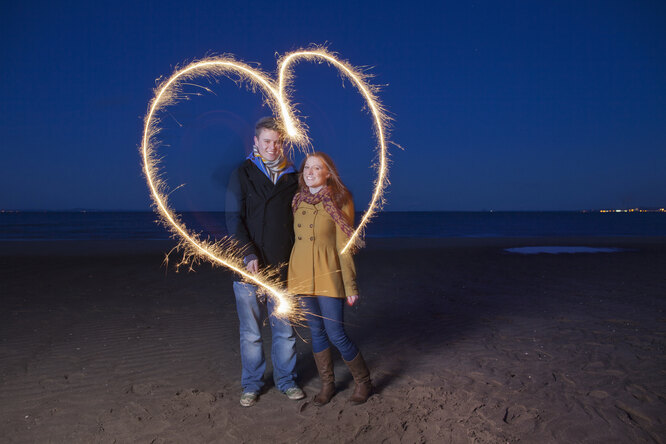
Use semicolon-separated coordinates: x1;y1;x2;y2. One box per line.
287;200;358;298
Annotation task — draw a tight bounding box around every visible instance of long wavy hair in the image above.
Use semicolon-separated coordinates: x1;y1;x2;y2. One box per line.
298;151;352;213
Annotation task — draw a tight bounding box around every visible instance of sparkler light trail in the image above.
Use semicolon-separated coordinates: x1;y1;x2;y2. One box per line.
140;46;391;316
278;48;391;254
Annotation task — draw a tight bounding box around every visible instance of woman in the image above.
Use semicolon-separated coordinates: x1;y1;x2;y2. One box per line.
288;152;372;406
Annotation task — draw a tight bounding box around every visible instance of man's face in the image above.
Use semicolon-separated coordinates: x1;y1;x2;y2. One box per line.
254;129;283;162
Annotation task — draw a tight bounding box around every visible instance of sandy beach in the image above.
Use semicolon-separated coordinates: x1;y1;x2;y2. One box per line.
1;237;664;443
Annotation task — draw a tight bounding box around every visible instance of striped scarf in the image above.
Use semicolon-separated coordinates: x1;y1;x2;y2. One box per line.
253;145;288;184
292;186;355;240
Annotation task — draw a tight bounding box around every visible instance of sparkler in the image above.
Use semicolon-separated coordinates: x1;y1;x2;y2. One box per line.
140;46;391;316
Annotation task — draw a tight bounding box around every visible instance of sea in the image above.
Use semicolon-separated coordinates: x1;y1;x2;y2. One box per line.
1;211;665;241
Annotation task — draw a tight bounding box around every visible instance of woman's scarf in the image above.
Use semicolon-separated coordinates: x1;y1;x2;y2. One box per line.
253;145;288;184
292;186;355;240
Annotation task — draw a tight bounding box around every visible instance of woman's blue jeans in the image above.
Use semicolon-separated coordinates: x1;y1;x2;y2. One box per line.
301;295;359;361
233;281;298;393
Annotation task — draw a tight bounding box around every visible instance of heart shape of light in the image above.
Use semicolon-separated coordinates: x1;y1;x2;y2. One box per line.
140;47;390;315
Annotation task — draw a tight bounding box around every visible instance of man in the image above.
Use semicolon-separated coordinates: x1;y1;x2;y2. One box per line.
225;117;304;407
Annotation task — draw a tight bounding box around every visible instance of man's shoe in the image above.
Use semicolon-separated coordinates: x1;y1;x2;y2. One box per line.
240;391;258;407
284;386;305;400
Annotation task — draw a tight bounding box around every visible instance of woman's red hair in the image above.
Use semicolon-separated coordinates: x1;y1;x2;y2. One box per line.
298;152;353;219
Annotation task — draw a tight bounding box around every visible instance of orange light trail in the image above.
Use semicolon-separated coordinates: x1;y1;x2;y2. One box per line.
278;48;390;253
140;47;391;315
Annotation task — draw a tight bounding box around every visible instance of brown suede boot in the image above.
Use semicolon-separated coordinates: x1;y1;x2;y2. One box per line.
313;348;336;406
343;352;373;404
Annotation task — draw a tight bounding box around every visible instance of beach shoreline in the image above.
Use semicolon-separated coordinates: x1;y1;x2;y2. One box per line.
1;238;664;442
2;235;666;255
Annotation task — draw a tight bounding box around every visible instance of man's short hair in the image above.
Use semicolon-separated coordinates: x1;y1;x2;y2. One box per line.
255;117;284;137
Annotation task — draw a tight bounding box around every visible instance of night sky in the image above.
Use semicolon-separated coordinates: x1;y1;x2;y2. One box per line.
2;0;664;212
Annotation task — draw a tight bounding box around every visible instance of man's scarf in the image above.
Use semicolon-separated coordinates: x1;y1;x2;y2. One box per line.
292;186;355;240
253;145;288;184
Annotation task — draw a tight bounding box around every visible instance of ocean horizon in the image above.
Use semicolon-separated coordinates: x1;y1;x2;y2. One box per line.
2;210;666;241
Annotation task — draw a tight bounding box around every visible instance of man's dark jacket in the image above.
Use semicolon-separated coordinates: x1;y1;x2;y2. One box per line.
225;159;299;278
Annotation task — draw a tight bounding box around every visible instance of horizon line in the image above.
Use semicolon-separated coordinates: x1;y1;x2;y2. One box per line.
2;208;665;214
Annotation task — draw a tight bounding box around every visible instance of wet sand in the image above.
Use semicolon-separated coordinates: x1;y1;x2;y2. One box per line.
1;237;664;443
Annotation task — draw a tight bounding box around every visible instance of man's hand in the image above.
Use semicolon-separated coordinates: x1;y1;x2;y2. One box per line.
346;295;359;306
246;259;259;274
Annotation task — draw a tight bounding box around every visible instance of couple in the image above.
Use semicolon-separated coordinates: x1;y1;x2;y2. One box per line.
225;117;372;408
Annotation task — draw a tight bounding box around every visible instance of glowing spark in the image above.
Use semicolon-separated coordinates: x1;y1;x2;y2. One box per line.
277;301;291;314
140;47;392;316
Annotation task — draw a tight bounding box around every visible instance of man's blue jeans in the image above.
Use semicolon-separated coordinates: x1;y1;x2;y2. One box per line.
233;281;298;393
301;295;359;361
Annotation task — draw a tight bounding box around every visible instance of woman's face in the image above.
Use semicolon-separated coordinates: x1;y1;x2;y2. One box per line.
303;156;330;191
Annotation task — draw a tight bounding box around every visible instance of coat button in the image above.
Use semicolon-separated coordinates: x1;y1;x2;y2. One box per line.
298;236;302;240
310;236;314;241
309;224;313;228
313;210;318;214
297;224;301;227
302;211;306;215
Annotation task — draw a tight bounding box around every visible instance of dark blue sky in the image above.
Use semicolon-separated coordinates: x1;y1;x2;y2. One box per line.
2;0;664;211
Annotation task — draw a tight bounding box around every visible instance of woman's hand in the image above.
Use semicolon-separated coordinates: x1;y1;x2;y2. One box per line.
346;295;359;306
